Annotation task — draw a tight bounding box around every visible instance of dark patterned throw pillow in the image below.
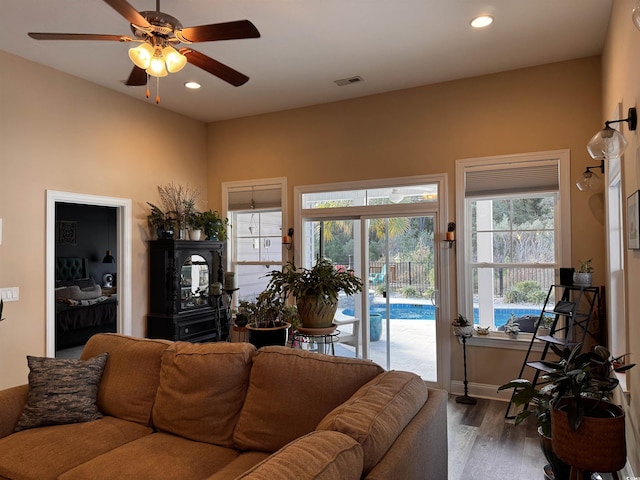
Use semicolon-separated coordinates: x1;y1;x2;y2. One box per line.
15;353;109;431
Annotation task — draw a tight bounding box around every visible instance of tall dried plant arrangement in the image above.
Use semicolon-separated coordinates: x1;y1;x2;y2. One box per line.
157;183;199;233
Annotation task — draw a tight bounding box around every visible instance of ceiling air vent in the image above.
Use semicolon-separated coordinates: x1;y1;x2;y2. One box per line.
334;76;364;86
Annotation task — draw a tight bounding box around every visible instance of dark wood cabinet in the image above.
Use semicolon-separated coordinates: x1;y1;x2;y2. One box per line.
147;239;229;343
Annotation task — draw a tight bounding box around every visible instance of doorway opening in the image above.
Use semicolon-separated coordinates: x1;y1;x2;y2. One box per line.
46;191;132;358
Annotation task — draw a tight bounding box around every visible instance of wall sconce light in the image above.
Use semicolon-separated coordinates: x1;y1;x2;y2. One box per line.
586;107;636;161
445;222;456;248
283;228;294;250
578;107;637;191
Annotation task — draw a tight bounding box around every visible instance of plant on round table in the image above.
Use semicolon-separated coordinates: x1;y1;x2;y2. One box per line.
452;313;473;337
263;258;363;329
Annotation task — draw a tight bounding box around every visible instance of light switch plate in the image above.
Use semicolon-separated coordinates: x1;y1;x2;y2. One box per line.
0;287;19;302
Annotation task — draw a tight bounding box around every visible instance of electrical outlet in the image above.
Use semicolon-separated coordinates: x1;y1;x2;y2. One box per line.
0;287;19;302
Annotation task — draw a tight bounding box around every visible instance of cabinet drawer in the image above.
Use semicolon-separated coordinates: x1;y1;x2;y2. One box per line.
178;318;217;340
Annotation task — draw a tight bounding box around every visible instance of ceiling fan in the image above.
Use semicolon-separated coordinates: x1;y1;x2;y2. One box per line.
28;0;260;102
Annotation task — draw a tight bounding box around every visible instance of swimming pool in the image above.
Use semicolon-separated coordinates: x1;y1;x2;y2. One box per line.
341;303;541;327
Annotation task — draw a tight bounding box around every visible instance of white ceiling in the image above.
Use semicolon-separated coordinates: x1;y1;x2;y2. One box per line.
1;0;612;123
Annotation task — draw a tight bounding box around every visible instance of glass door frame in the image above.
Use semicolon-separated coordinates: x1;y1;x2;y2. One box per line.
294;174;452;389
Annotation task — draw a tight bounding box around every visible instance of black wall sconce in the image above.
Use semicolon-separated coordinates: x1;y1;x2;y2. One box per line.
445;222;456;248
283;227;294;250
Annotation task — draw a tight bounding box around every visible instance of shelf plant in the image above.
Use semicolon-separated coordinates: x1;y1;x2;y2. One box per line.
504;315;521;338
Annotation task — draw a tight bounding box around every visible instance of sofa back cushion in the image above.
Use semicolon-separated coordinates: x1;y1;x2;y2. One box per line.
153;341;257;446
316;370;428;474
233;346;383;453
80;333;171;425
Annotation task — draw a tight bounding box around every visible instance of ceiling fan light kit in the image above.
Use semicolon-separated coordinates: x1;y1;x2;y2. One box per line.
28;0;260;103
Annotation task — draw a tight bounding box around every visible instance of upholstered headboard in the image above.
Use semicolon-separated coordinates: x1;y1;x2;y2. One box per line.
56;257;88;283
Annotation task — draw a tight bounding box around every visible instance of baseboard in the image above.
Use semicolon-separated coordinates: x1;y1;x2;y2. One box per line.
450;380;511;401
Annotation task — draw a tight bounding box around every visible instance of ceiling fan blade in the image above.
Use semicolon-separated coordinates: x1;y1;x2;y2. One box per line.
125;66;147;86
28;32;131;41
179;20;260;43
103;0;151;28
181;48;249;86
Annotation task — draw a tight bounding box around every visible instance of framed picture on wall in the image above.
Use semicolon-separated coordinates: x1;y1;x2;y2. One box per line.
627;190;640;249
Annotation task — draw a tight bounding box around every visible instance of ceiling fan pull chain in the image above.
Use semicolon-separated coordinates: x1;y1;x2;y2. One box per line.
156;76;161;104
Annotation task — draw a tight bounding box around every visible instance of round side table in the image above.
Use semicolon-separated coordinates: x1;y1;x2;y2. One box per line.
293;325;340;355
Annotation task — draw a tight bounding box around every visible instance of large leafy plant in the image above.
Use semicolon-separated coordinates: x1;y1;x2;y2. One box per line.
264;258;362;303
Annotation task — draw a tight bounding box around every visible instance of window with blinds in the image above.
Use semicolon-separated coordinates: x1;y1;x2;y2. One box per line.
456;152;570;333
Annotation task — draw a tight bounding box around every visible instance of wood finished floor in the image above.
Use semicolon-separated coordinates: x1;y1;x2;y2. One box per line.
447;395;545;480
447;395;617;480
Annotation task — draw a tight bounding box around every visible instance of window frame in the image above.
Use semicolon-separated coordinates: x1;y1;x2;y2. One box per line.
222;177;288;304
455;150;572;347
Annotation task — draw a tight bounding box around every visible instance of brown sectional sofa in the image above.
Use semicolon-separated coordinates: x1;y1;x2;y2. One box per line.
0;333;448;479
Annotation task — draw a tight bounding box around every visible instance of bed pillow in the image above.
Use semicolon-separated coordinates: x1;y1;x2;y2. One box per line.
55;284;102;301
56;277;96;289
15;353;109;431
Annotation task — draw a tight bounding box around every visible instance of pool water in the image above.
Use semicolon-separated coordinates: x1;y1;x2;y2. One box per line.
341;303;541;327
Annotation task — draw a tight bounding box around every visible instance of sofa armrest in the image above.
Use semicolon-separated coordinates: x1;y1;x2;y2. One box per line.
233;430;363;480
364;387;448;480
0;385;28;438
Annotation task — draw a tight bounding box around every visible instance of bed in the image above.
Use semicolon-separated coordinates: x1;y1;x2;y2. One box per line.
55;257;117;350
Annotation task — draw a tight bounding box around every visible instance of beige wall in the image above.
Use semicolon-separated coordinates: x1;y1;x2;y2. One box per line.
207;55;604;387
602;0;640;473
0;51;209;388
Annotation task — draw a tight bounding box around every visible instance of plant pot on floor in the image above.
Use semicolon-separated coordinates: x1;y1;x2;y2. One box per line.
538;427;570;480
246;322;291;349
370;313;382;341
550;397;626;474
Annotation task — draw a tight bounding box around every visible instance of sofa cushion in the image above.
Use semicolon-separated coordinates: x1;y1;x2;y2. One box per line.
233;346;383;452
152;341;256;446
233;430;364;480
80;333;172;426
316;370;428;474
58;432;241;480
15;353;108;431
204;452;271;480
0;416;152;480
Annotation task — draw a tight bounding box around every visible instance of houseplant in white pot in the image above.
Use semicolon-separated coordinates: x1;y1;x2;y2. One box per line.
572;258;593;287
451;313;473;337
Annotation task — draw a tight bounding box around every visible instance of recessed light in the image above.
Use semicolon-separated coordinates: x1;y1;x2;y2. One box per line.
470;15;494;28
184;81;201;89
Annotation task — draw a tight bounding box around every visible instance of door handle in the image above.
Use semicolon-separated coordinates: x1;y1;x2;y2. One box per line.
431;289;439;309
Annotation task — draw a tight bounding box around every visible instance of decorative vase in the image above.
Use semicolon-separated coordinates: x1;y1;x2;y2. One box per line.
550;398;626;474
156;227;174;239
246;322;291;349
507;332;519;339
189;229;202;241
370;313;382;341
572;272;592;287
296;296;338;329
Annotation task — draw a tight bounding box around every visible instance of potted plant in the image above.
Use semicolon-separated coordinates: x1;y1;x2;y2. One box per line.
146;202;175;239
500;343;635;478
504;314;521;338
452;313;473;337
537;315;554;336
194;210;229;241
239;289;299;349
572;258;593;287
263;258;363;329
